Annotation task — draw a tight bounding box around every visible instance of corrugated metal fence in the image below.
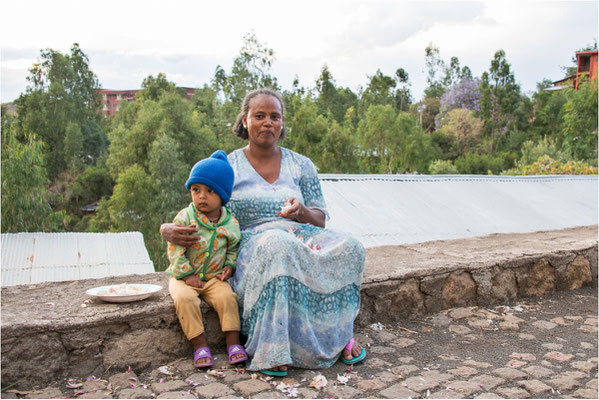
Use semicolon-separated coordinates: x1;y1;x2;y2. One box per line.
1;232;154;287
320;174;598;248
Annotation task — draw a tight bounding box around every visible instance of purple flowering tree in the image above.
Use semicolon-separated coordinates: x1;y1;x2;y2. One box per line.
436;77;481;129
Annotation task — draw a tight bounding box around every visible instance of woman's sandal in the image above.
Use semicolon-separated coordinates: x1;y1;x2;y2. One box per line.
227;344;249;364
260;367;288;377
340;338;367;365
193;347;214;368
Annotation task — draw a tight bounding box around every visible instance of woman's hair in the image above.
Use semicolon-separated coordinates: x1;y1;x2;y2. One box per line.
233;88;287;140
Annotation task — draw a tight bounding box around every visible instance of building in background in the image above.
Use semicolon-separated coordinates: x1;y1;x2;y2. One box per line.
551;50;598;90
101;87;198;117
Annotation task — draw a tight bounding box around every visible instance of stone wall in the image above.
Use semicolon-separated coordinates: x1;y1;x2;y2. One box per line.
1;226;597;388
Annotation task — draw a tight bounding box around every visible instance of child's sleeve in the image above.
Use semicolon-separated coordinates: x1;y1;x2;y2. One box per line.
223;221;241;272
167;209;196;279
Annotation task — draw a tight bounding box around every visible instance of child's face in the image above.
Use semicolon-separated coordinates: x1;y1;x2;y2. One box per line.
190;183;222;218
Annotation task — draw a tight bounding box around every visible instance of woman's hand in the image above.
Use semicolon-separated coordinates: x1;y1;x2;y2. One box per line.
278;197;326;228
160;223;199;248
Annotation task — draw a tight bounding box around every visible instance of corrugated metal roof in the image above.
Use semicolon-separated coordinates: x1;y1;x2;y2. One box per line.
1;232;154;287
319;174;598;248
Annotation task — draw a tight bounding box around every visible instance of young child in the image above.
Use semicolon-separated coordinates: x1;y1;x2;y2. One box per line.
167;150;247;368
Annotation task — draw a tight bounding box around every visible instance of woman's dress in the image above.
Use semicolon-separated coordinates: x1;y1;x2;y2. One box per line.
227;147;365;371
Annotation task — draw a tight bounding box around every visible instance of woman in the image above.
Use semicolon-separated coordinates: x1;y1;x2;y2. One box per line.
161;88;365;375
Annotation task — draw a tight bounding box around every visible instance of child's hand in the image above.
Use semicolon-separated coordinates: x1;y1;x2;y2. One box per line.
217;266;233;281
182;275;204;288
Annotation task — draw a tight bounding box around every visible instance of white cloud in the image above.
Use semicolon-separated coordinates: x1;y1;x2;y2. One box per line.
1;0;597;102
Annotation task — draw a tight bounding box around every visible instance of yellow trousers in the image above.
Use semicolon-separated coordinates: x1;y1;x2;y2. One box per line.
169;277;241;340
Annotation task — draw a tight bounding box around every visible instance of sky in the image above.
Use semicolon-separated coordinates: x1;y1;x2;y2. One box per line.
1;0;597;104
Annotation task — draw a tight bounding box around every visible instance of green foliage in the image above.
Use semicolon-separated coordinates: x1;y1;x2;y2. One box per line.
1;128;66;232
213;32;279;104
15;43;106;179
454;152;506;175
429;159;459;174
438;108;484;155
68;166;113;210
503;155;598;175
479;50;521;152
561;78;598;162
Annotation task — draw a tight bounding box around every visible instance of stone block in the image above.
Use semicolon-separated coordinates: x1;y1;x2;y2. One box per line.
562;256;592;290
1;332;67;387
517;259;556;297
490;268;518;302
103;328;189;371
442;272;477;309
421;273;448;313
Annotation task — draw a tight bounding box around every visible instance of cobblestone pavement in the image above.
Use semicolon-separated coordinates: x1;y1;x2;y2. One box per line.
3;287;597;399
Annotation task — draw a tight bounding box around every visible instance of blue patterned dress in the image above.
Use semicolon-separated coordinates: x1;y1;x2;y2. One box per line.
226;147;365;371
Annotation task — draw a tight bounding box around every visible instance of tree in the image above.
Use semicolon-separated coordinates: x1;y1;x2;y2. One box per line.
438;108;484;156
479;50;521;152
356;104;399;173
423;43;446;98
15;43;105;179
1;127;66;232
136;73;177;102
394;68;412;112
436;77;481;129
561;78;598;161
361;69;397;108
213;32;278;104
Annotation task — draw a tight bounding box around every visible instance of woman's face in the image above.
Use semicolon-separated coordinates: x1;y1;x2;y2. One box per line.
242;94;284;148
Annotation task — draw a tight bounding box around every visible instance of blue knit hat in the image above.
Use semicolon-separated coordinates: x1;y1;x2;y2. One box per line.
185;150;234;204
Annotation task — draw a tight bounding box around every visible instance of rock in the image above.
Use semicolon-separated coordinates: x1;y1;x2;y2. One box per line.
356;378;386;391
391;338;416;348
462;360;492;369
492;367;527;379
77;390;113;398
449;325;472;334
324;384;363;398
391;364;419;376
490;269;518;302
499;321;520;331
194;382;235;398
151;380;189;393
468;319;494;329
572;361;598;372
542;343;564;350
442;272;477;309
109;372;139;390
518;333;536;340
506;360;527;368
564;256;592;290
117;387;154;398
469;374;505;389
156;391;196;399
522;365;554;378
496;386;531;398
545;375;581;391
23;387;64;399
573;388;599;399
103;329;188;370
233;379;272;396
510;352;536;361
445;380;482;396
517;379;552;394
448;307;475;320
518;259;556;297
447;366;478;377
379;383;419;399
533;320;558;330
429;389;464;398
544;351;575;363
474;392;503;399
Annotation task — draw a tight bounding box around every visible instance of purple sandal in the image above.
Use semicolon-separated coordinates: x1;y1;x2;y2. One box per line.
193;347;213;368
227;344;248;364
